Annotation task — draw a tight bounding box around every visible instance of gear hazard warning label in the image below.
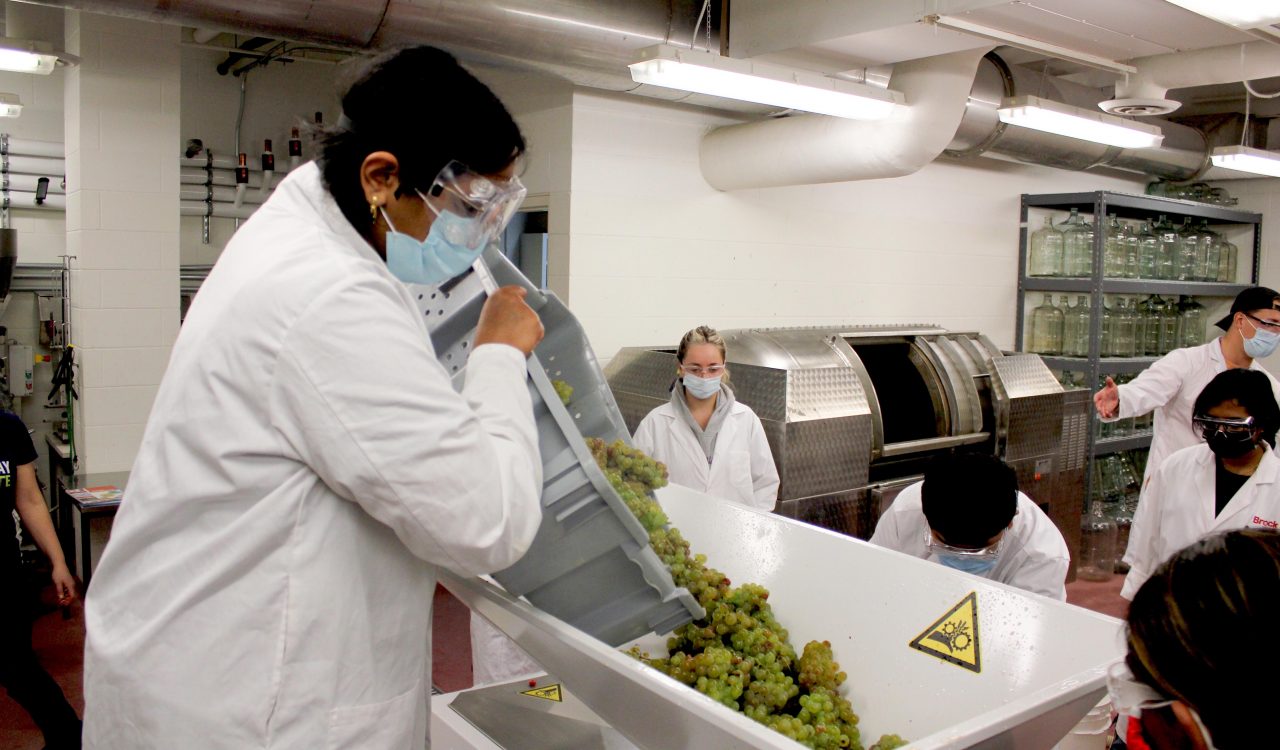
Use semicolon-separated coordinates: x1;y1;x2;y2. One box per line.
520;683;563;702
909;592;981;673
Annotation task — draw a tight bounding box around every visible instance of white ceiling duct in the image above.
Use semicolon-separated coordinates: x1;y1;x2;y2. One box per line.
699;47;992;191
1103;40;1280;115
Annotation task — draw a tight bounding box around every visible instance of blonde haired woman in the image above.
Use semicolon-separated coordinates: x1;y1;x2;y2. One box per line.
633;326;779;510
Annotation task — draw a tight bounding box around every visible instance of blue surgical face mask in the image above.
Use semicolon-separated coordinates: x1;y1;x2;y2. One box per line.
1242;317;1280;358
683;373;721;400
382;197;486;285
933;551;1000;576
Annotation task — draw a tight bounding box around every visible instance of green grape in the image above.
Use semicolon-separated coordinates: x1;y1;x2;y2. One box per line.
596;437;897;749
551;378;574;406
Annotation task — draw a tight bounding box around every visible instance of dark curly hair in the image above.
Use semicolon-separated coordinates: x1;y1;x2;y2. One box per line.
316;46;526;239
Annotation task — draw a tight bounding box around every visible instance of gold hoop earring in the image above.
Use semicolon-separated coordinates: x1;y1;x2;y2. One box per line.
369;197;379;221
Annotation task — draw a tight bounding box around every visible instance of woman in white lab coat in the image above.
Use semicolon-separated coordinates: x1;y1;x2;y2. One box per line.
1111;528;1278;749
83;47;545;749
1121;368;1280;600
633;326;780;510
473;326;784;686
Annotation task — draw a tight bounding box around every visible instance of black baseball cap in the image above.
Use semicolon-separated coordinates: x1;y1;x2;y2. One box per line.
1215;286;1280;331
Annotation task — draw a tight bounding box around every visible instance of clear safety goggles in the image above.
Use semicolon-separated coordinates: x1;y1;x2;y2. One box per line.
681;364;725;377
1192;414;1256;439
925;532;1003;559
421;160;527;249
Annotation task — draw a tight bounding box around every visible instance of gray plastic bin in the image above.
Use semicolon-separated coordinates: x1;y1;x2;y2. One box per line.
414;247;703;646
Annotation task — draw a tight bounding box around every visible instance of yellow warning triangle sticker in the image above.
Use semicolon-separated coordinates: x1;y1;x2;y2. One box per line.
909;592;981;673
520;683;563;702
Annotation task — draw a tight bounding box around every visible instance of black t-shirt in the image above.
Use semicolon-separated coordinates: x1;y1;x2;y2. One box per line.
1;410;38;567
1215;459;1251;517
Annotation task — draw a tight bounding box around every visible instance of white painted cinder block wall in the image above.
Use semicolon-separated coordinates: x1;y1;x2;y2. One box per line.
565;91;1149;363
65;12;181;473
1215;176;1280;371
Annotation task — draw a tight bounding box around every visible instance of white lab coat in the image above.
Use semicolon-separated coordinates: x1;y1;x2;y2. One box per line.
82;163;543;749
1121;442;1280;600
869;483;1071;601
633;399;780;510
1109;339;1280;488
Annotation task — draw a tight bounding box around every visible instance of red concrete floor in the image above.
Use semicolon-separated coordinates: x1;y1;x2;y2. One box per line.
3;576;1127;747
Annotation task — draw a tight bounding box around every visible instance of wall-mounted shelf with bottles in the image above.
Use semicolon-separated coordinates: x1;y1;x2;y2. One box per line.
1014;190;1263;508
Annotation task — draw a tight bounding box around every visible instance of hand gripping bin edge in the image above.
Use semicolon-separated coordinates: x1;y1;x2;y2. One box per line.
418;247;704;646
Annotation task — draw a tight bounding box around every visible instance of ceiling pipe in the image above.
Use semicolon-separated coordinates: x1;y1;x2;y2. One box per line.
1105;40;1280;115
25;0;780;113
948;54;1209;182
698;47;993;190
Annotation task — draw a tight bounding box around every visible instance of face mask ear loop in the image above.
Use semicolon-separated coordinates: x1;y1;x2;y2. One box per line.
379;207;399;234
416;188;443;219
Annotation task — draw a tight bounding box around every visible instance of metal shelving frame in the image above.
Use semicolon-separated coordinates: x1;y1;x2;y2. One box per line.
1015;191;1263;501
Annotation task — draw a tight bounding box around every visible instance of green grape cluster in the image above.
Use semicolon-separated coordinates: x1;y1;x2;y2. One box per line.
552;378;574;406
869;735;908;750
798;640;848;693
590;438;903;750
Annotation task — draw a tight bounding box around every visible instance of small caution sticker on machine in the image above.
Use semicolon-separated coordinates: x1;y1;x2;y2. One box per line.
520;683;563;702
909;592;981;673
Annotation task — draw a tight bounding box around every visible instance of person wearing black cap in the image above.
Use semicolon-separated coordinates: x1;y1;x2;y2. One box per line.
1094;286;1280;491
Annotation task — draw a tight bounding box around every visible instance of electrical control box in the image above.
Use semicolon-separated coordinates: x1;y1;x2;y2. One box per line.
8;344;32;396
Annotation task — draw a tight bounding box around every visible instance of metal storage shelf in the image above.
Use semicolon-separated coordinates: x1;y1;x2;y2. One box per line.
1039;356;1159;374
1093;432;1153;456
1023;191;1263;225
1015;190;1263;507
1023;278;1249;297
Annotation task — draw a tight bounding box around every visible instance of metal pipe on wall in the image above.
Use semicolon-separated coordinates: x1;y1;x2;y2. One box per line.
179;186;267;204
180;168;277;189
2;155;64;175
0;136;64;159
3;191;67;210
2;174;66;194
180;201;256;220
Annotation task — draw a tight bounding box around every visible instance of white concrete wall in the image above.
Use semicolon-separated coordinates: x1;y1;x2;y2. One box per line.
1216;176;1280;371
565;91;1148;362
478;67;574;300
65;12;181;473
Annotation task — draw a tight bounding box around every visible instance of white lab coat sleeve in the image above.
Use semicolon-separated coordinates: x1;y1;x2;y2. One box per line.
868;504;904;550
270;275;543;577
1120;463;1168;600
1115;349;1189;420
747;412;780;510
1010;552;1069;601
632;410;660;455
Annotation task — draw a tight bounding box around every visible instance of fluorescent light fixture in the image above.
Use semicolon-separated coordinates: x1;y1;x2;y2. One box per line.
629;44;902;120
1161;0;1280;28
0;38;78;75
997;95;1165;149
1211;145;1280;177
0;93;22;118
